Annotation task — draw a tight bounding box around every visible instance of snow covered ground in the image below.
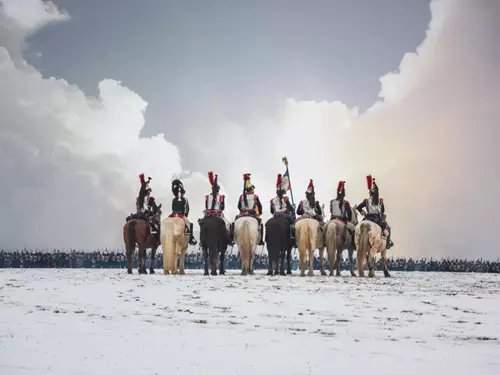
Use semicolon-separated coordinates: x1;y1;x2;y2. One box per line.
1;269;499;375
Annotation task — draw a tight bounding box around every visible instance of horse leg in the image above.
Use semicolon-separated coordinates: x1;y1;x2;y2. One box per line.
126;245;133;274
266;247;273;276
203;246;209;276
381;249;391;277
279;248;286;276
179;250;186;275
318;247;326;276
335;250;342;277
307;248;314;276
219;247;226;275
368;251;376;278
210;247;217;276
286;247;292;275
249;251;255;275
348;248;357;277
274;248;280;276
357;249;365;277
138;247;147;274
299;247;306;277
149;245;157;274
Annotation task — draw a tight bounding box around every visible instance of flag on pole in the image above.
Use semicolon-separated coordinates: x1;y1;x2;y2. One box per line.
280;169;291;192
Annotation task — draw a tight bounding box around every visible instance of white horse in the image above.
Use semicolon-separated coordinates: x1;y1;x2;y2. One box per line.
354;215;391;278
295;215;325;276
234;215;261;275
160;216;189;275
325;204;359;277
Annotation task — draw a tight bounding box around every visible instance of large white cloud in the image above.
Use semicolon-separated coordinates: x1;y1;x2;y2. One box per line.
1;0;499;259
192;0;500;259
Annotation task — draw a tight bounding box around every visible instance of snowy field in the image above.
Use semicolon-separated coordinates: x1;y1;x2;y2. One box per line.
1;269;499;375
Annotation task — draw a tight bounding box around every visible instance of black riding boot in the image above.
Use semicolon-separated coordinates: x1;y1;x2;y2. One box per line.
291;226;296;248
349;229;356;249
259;223;264;246
189;223;198;246
229;223;235;246
386;229;394;249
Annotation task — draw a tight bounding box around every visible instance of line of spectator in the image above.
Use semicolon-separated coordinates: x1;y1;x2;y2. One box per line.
1;250;499;273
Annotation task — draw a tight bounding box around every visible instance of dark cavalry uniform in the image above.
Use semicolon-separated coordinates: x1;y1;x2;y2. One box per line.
136;173;152;214
356;175;394;249
296;179;323;223
169;179;197;246
330;180;356;249
270;173;296;242
230;173;264;246
199;171;230;248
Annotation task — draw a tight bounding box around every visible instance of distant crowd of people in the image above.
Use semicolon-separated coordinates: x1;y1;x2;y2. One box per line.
0;250;499;273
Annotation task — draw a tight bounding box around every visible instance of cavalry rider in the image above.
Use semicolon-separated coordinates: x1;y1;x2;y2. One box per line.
356;175;394;249
270;173;296;241
145;195;162;235
296;179;323;223
136;173;152;215
330;180;356;249
169;179;198;246
231;173;264;246
199;171;230;247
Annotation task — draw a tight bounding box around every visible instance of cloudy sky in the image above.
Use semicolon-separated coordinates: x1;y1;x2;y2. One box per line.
0;0;499;259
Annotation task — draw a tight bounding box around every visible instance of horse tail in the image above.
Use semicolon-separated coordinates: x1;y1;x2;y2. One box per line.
127;221;137;255
359;222;371;260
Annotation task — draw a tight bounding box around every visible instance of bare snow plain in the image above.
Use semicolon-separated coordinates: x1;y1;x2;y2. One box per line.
1;269;499;375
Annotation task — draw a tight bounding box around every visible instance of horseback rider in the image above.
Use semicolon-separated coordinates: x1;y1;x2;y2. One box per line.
199;171;230;247
296;179;323;222
169;179;198;246
270;173;296;241
136;173;152;215
356;175;394;249
231;173;264;246
330;180;356;249
145;196;162;234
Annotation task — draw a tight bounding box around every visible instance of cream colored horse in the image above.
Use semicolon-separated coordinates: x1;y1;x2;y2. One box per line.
295;217;325;276
325;204;359;277
354;219;391;277
160;216;189;275
234;216;261;275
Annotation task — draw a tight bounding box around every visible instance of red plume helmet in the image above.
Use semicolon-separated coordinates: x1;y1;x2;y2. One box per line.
208;171;214;186
139;173;145;184
243;173;250;181
366;175;373;191
337;180;344;194
276;174;282;189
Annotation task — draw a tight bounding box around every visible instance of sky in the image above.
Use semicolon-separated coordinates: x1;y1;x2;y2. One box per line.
0;0;499;259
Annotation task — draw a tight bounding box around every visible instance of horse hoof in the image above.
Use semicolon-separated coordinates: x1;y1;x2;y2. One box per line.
267;271;272;276
180;271;185;275
149;269;155;275
127;270;133;275
321;271;327;276
384;272;391;278
211;272;217;276
204;272;209;276
220;271;225;275
351;273;357;277
300;273;306;277
286;271;292;275
307;271;314;277
368;273;375;278
279;271;286;276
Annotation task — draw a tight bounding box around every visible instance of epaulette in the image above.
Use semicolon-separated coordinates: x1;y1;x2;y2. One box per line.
284;196;288;201
380;197;384;203
254;195;259;199
344;199;350;204
269;198;273;204
205;194;209;200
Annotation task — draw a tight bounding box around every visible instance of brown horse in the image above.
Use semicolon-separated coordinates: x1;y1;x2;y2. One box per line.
123;206;162;274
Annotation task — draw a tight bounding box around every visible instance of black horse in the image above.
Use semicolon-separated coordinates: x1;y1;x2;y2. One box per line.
265;215;293;275
199;215;229;276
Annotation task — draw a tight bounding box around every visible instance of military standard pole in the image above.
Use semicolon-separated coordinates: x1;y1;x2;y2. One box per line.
282;156;295;208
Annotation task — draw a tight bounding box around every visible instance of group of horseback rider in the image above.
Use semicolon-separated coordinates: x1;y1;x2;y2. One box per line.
132;170;394;250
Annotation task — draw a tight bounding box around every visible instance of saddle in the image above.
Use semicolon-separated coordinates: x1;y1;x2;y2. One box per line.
363;214;389;238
